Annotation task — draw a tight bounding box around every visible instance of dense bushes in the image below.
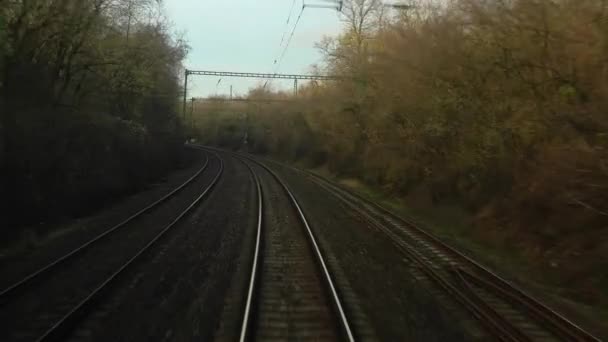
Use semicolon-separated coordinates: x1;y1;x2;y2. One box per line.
1;1;188;230
196;0;608;309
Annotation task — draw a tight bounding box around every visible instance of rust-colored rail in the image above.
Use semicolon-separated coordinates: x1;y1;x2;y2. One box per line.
305;169;600;342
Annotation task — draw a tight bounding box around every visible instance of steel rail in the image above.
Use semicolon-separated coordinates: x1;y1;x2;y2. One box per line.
246;155;355;342
312;178;528;342
0;152;210;302
457;268;594;342
452;268;532;342
237;160;263;342
245;154;600;342
35;152;225;342
302;168;601;342
199;147;355;342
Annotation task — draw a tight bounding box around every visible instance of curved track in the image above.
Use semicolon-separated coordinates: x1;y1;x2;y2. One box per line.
0;153;210;302
295;164;600;342
224;151;355;341
0;150;224;342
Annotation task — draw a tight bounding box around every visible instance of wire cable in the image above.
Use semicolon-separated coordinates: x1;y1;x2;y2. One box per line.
273;5;305;75
264;0;303;90
279;0;298;48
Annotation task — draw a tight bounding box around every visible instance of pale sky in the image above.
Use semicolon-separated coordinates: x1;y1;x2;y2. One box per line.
163;0;344;97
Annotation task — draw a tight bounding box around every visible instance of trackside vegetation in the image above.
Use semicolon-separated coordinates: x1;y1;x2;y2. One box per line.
194;0;608;327
0;1;188;231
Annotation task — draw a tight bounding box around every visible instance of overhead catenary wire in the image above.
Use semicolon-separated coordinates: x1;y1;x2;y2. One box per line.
272;0;343;75
264;0;301;90
273;5;305;75
264;1;339;90
279;0;299;48
265;1;310;90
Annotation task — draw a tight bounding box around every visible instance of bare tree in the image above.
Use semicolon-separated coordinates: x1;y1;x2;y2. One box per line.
340;0;382;58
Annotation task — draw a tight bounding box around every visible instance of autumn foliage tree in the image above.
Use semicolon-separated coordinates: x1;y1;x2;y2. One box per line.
197;0;608;311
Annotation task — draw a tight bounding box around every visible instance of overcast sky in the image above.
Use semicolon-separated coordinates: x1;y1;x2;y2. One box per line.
163;0;344;97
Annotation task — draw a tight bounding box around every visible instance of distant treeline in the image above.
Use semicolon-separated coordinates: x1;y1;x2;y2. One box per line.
0;1;189;229
196;0;608;309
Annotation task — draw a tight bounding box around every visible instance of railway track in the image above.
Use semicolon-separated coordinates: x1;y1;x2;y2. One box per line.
0;150;224;342
294;165;601;342
233;153;355;341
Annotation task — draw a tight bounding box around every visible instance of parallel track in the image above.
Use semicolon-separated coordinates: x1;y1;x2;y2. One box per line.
227;152;355;341
300;167;600;342
0;150;224;342
0;152;209;301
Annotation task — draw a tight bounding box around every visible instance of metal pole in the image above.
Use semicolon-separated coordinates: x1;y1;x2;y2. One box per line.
182;69;189;120
190;98;195;129
294;79;298;96
230;85;233;100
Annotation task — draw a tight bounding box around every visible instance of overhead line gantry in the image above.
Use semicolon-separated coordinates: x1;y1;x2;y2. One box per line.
182;69;343;118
